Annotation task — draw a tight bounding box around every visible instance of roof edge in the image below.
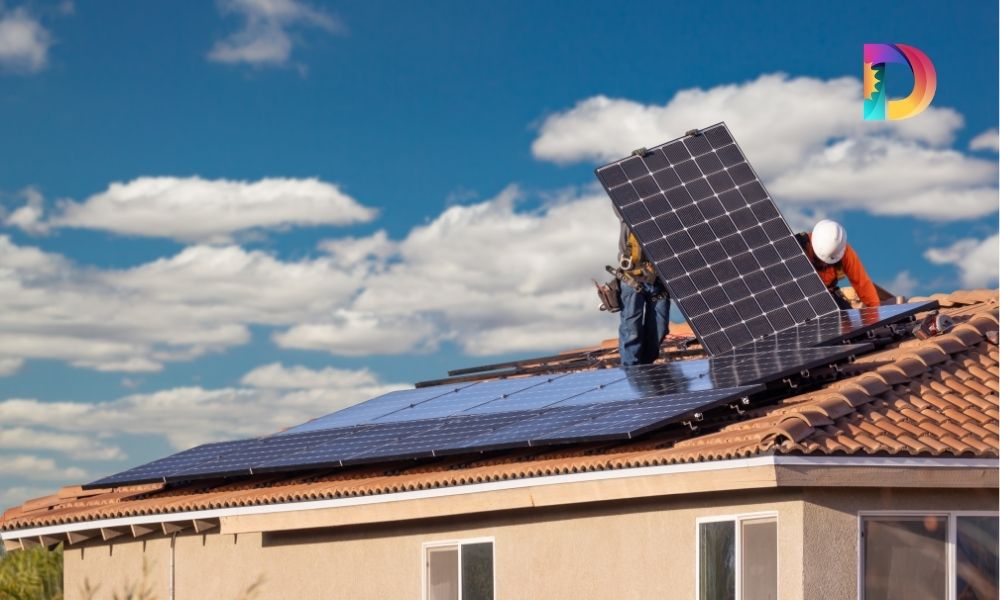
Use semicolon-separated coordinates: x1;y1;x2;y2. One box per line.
4;455;996;544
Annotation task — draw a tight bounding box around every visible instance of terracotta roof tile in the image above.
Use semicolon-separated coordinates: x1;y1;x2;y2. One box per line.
3;289;997;533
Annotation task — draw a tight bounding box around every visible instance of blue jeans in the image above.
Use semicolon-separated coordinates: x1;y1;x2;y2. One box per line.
619;282;670;366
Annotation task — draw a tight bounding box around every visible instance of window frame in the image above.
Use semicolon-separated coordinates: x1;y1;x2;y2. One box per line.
857;510;1000;600
695;511;779;600
421;536;496;600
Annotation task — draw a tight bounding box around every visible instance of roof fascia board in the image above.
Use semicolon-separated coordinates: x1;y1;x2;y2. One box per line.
3;455;996;541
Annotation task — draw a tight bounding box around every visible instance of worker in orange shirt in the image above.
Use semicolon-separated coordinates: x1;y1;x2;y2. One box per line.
797;220;880;309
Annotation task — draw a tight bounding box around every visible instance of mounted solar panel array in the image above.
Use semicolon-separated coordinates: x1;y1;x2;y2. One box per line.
595;122;840;355
85;123;940;490
85;342;872;488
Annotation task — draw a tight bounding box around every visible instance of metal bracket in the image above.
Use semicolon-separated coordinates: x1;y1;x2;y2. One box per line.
728;397;750;415
681;412;704;431
799;369;810;379
782;377;798;389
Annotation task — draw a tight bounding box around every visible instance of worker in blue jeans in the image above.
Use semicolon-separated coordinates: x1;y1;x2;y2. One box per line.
617;223;670;366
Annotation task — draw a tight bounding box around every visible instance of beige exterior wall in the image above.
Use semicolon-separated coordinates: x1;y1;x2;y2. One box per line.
801;487;997;600
64;490;804;600
61;486;996;600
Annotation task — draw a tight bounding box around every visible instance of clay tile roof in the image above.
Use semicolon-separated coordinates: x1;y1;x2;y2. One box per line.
3;290;998;532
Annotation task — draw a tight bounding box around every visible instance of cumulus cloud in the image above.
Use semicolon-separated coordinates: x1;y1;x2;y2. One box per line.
208;0;343;67
279;185;622;356
275;311;440;356
0;182;625;369
0;427;124;460
4;186;48;234
0;486;50;508
924;234;1000;288
0;363;404;452
0;6;51;73
46;176;375;243
0;235;369;371
531;74;997;222
241;362;384;389
0;357;23;376
0;454;86;481
969;128;999;152
885;271;918;298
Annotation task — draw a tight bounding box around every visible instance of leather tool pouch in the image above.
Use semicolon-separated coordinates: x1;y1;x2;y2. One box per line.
595;277;622;313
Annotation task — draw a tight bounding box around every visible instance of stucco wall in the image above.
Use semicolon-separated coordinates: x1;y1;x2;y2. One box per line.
801;487;996;600
64;489;805;600
62;486;996;600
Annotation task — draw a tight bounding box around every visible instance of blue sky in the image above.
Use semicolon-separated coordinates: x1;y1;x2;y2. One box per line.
0;0;997;505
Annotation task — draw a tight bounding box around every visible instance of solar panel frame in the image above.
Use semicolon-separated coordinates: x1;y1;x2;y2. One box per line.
596;122;840;355
737;301;939;352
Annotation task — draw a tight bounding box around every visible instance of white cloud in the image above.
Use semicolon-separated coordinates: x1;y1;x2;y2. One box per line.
240;362;383;389
0;454;86;481
768;137;997;220
4;186;48;234
0;357;22;376
531;74;996;222
278;185;622;356
0;235;372;372
208;0;343;67
969;128;999;152
0;182;626;368
47;176;375;243
0;485;51;508
275;311;440;356
925;234;1000;288
0;427;124;460
885;271;918;298
0;6;50;73
0;363;403;451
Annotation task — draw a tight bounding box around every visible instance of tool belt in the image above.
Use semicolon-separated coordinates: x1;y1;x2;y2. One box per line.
594;276;622;313
595;265;669;312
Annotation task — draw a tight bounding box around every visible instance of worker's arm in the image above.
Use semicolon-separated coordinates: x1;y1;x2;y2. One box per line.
841;245;880;307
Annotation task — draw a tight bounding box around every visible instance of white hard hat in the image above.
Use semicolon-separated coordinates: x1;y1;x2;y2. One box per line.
811;219;847;264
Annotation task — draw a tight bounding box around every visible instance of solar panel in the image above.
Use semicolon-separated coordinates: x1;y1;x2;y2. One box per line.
738;301;939;352
370;375;568;423
532;388;756;443
595;122;839;355
85;338;874;488
85;440;243;488
280;381;480;434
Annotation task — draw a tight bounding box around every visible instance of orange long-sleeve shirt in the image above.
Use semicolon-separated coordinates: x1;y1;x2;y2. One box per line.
804;234;880;307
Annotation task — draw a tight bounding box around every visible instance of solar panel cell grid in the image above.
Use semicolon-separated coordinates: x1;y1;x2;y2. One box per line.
595;122;839;355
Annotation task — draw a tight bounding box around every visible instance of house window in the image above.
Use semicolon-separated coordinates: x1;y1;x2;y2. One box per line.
424;539;494;600
861;513;999;600
698;514;778;600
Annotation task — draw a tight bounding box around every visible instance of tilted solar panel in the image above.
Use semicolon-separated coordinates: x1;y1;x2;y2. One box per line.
595;122;839;355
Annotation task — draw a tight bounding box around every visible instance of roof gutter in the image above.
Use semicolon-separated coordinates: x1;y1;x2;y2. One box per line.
3;455;996;545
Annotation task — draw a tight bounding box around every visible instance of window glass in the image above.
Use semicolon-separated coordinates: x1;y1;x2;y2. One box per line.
741;517;777;600
427;547;459;600
956;516;999;600
863;516;947;600
461;542;494;600
700;520;735;600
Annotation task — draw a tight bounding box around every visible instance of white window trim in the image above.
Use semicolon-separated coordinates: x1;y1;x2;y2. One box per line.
421;536;496;600
856;510;1000;600
695;511;779;600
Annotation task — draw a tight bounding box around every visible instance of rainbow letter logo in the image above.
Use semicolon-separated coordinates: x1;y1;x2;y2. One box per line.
863;44;937;120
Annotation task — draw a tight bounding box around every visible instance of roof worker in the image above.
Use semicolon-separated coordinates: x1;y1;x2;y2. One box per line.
617;222;670;366
797;219;880;309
